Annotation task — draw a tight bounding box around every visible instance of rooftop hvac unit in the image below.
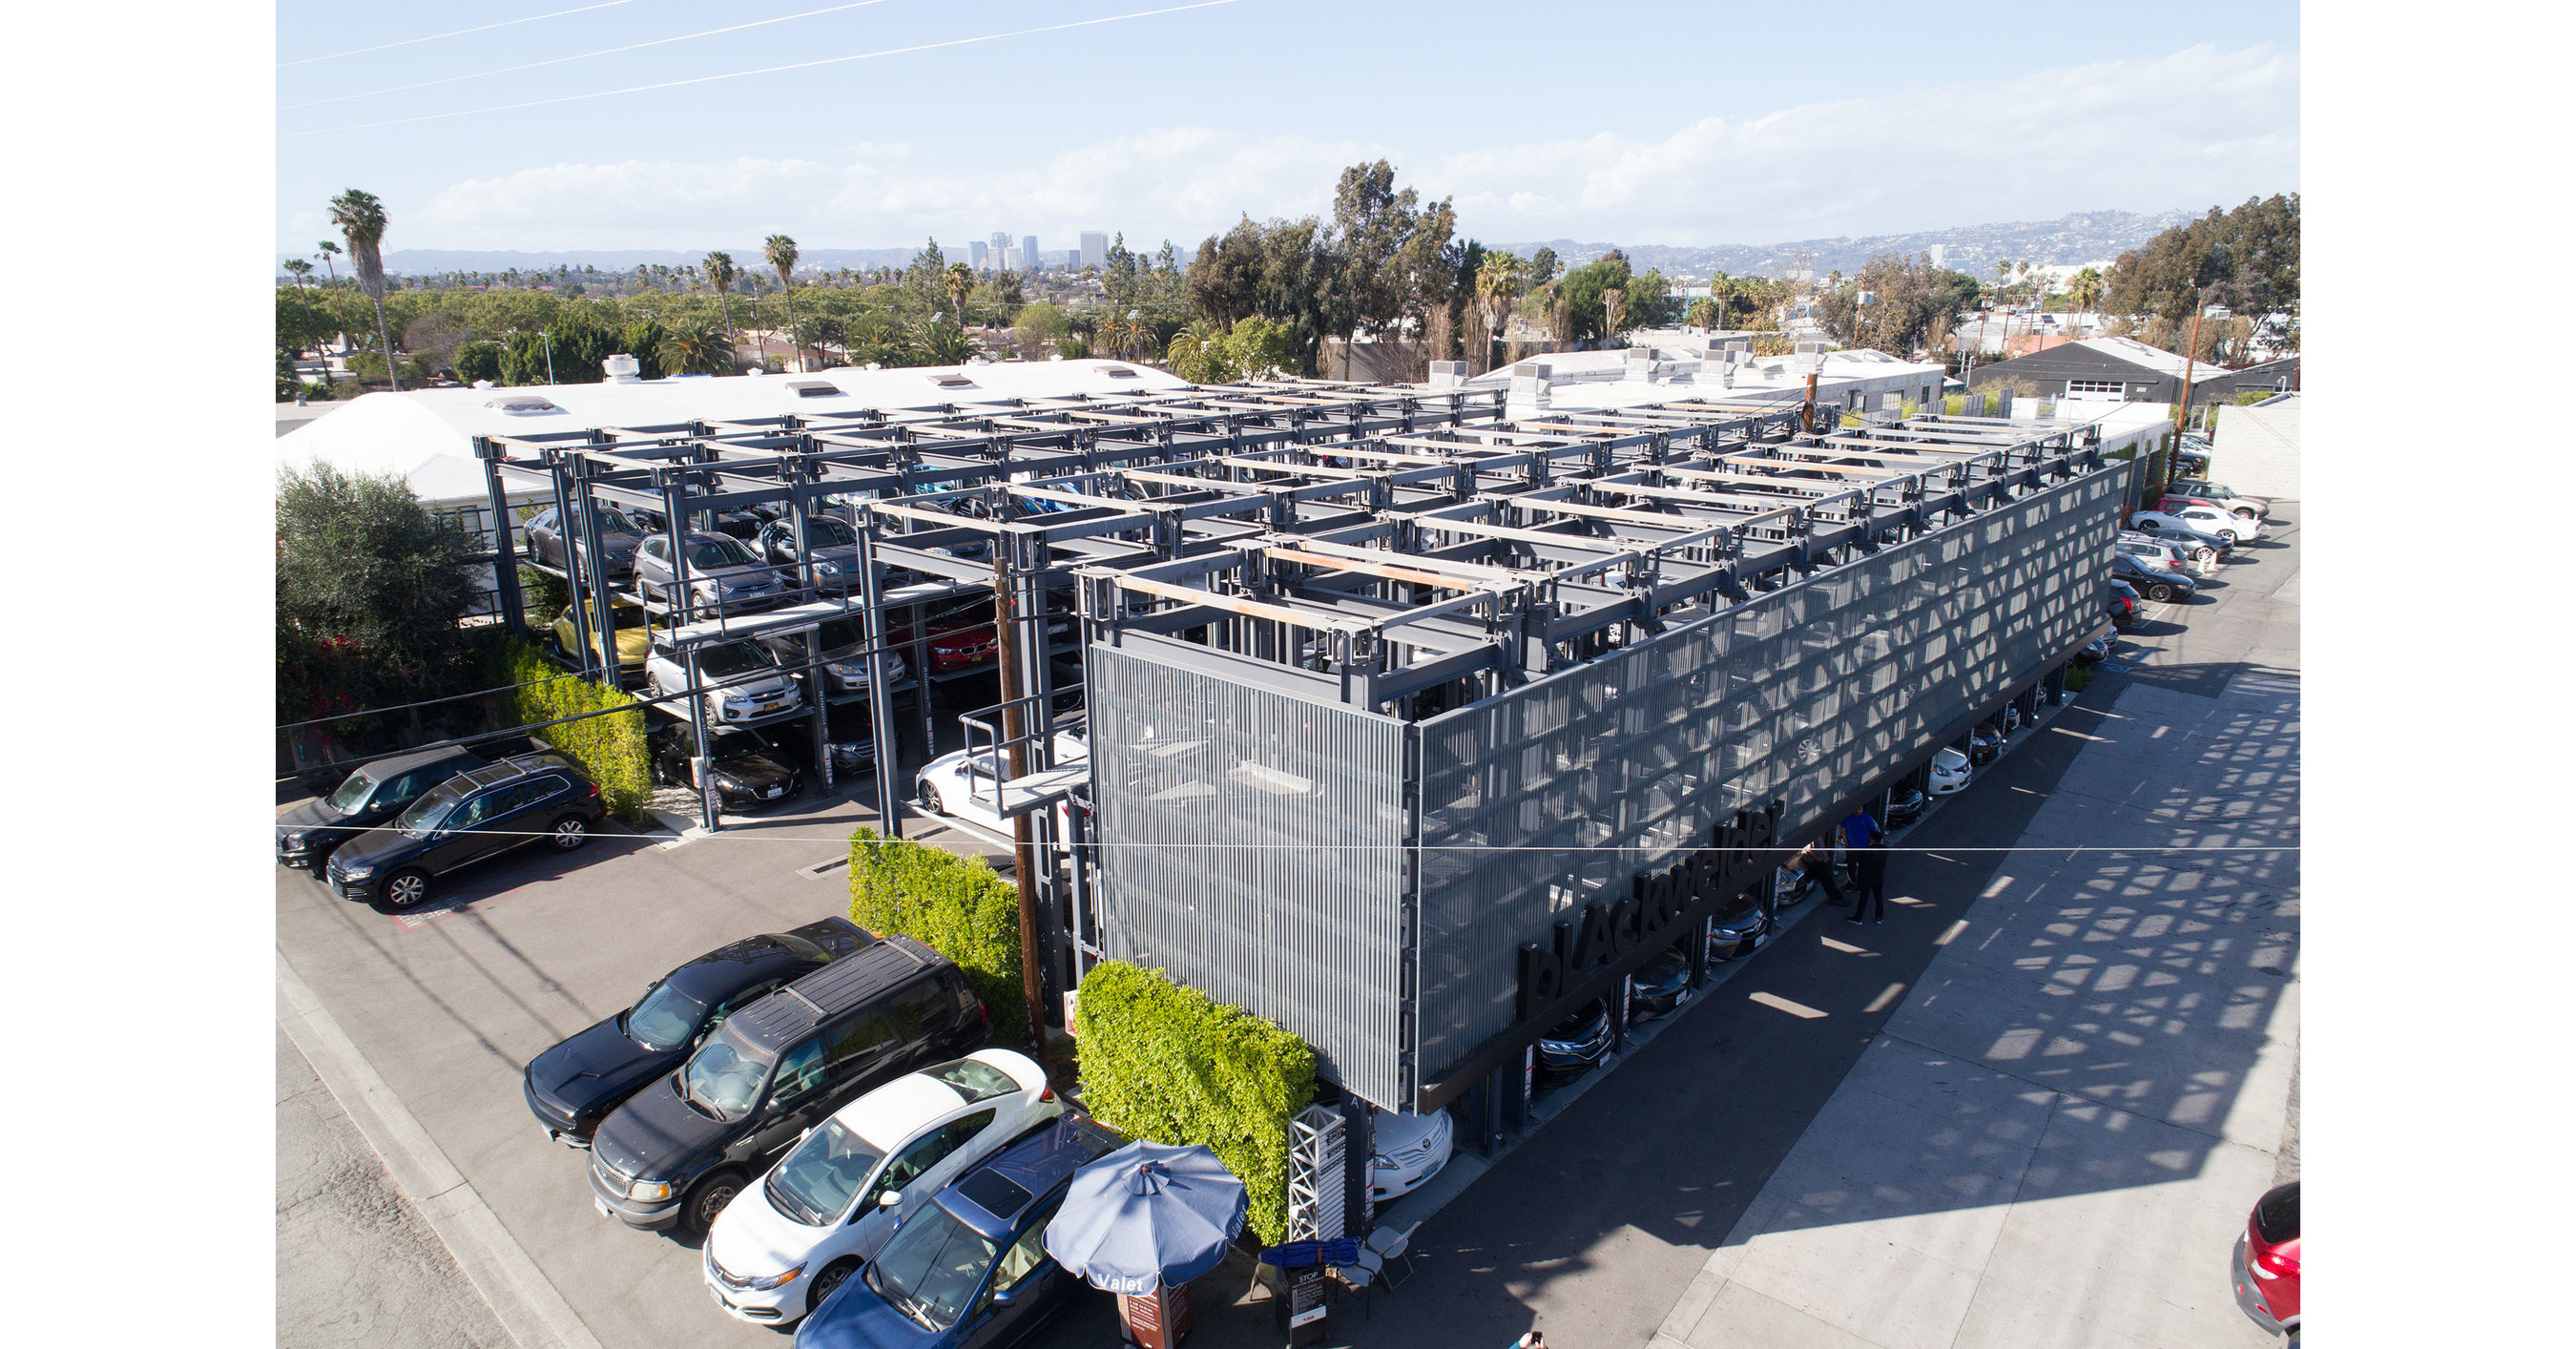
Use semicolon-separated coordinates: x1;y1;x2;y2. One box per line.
602;353;640;383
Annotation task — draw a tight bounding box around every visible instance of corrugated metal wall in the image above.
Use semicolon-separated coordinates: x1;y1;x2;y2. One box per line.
1086;647;1413;1109
1412;469;2126;1088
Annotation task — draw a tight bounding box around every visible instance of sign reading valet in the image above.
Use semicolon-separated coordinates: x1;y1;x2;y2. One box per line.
1517;800;1784;1025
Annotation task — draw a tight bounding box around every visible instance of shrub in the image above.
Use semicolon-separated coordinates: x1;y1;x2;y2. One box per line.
483;634;651;820
1072;961;1317;1246
848;829;1028;1045
2063;663;2097;694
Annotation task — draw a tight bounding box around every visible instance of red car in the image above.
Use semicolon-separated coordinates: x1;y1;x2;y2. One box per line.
2231;1180;2300;1340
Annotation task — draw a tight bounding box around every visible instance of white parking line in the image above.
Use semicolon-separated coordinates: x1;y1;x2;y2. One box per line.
1749;990;1829;1019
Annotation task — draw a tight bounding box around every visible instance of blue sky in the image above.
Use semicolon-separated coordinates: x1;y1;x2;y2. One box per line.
276;0;2299;259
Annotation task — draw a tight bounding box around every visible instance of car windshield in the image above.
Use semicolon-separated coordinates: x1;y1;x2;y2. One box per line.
322;767;381;814
680;1025;775;1119
595;508;641;534
626;980;707;1052
696;642;774;678
763;1118;887;1227
803;517;857;547
688;537;757;569
393;781;468;836
864;1205;1000;1331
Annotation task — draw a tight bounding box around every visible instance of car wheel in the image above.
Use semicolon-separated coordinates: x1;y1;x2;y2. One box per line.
2147;583;2173;602
550;815;591;850
923;784;945;817
681;1170;745;1235
382;868;431;909
806;1258;862;1317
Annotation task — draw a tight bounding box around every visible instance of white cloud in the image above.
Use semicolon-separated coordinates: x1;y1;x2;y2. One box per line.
408;44;2293;251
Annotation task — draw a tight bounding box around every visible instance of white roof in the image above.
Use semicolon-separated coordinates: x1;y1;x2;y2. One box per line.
275;360;1194;506
1464;344;1943;415
2064;337;2202;379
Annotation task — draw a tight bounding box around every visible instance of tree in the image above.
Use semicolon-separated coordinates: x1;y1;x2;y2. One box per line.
318;239;342;284
1817;252;1981;355
702;250;738;360
1186;217;1268;328
453;341;503;384
764;234;800;367
2103;195;2299;361
2067;265;2105;316
1166;317;1293;384
283;258;315;291
1527;246;1560;288
1330;159;1420;377
1552;252;1632;344
276;463;478;712
945;262;975;327
328;190;402;391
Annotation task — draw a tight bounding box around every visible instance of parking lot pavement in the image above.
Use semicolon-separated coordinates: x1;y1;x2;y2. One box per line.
273;781;998;1349
278;1027;512;1349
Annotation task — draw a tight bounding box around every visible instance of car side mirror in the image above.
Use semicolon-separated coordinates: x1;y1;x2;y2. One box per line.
878;1190;903;1209
990;1287;1019;1307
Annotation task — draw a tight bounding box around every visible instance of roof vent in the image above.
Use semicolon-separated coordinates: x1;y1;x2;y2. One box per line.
486;395;563;416
603;353;641;383
1098;365;1141;379
787;380;843;398
927;373;978;389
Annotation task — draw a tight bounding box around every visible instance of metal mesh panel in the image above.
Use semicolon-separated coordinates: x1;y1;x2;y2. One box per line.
1414;469;2125;1085
1086;645;1411;1109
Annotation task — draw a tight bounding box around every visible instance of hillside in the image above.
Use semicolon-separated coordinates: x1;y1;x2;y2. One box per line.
1500;210;2193;280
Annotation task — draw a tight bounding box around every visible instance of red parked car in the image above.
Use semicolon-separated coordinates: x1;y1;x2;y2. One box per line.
2231;1180;2300;1340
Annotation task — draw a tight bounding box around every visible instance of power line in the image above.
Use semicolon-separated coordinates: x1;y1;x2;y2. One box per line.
279;0;903;112
280;0;1241;137
278;1;639;68
279;668;585;731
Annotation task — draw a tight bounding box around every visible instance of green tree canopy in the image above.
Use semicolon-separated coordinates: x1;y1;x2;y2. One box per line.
276;464;478;706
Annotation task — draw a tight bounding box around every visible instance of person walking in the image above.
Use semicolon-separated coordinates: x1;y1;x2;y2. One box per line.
1792;840;1851;908
1841;805;1888;924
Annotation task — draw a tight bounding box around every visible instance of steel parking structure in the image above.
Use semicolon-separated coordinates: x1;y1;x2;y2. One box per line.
471;379;2124;1122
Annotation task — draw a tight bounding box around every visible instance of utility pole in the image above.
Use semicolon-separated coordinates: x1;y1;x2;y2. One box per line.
2172;293;2207;441
990;536;1048;1050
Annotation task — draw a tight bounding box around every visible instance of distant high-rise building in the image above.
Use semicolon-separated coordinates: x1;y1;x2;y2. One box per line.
1020;236;1040;274
987;232;1011;272
968;239;989;270
1080;232;1109;271
999;245;1021;272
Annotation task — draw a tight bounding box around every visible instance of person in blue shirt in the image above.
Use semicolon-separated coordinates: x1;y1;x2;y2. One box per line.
1840;807;1887;924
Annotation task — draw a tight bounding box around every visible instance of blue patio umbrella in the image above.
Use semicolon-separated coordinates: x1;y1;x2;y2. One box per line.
1042;1140;1248;1295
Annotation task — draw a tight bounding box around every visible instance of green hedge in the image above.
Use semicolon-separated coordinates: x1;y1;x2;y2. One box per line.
848;828;1028;1045
1072;961;1316;1246
484;634;651;821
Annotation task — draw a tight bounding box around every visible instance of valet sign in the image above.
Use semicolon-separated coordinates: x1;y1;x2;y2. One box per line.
1516;801;1783;1024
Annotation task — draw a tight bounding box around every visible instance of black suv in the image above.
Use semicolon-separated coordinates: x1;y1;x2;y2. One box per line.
588;935;991;1233
325;753;607;908
523;917;871;1147
277;745;486;871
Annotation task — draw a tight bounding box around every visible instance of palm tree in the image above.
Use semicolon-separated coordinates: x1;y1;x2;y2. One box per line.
945;263;975;332
282;258;314;291
1475;254;1523;372
326;189;400;392
657;322;733;376
2067;266;2106;330
318;240;342;283
704;251;738;366
765;234;800;369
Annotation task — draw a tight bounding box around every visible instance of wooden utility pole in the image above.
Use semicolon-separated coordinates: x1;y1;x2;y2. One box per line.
2173;295;2208;441
990;540;1048;1050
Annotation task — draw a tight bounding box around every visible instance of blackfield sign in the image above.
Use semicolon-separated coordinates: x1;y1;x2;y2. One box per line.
1517;801;1784;1023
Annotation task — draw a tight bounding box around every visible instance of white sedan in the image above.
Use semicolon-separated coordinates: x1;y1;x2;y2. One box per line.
2131;505;2260;544
916;731;1088;837
1368;1108;1456;1202
1928;746;1972;796
702;1050;1062;1326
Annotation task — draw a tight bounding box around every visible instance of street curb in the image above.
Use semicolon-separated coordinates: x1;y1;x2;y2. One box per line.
278;955;606;1349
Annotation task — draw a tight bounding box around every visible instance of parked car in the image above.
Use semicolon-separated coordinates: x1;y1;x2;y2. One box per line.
2107;578;2142;624
646;638;805;726
277;744;488;871
634;502;767;542
2134;504;2259;544
1706;893;1774;963
915;733;1091;836
791;1113;1128;1349
2164;479;2267;521
758;616;912;700
757;516;867;592
525;504;648;579
551;599;654;678
650;725;805;810
705;1050;1064;1327
2123;514;2233;557
1967;723;2004;766
1533;1000;1612;1088
2230;1181;2301;1340
324;753;606;908
1627;946;1695;1022
589;936;991;1234
2112;550;2199;604
1928;745;1971;796
2074;633;2114;667
1366;1106;1457;1203
636;530;785;612
1883;781;1925;827
2116;535;2199;571
523;918;871;1147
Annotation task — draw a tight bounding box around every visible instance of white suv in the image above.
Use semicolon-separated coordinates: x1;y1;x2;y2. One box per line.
645;639;804;725
2130;504;2260;544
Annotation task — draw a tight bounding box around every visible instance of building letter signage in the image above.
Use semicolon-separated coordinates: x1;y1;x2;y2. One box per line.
1514;801;1782;1027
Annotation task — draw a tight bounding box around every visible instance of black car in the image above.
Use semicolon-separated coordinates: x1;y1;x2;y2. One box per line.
324;753;607;908
277;744;486;870
1884;781;1926;827
648;725;804;810
2108;577;2143;624
797;1113;1128;1348
754;515;865;589
1707;891;1775;962
524;504;648;578
1533;999;1611;1088
2112;550;2198;604
523;917;871;1146
2074;633;2114;667
588;936;989;1234
1968;721;2005;765
1627;946;1694;1022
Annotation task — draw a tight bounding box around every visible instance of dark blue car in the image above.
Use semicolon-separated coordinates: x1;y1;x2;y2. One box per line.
796;1114;1125;1349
